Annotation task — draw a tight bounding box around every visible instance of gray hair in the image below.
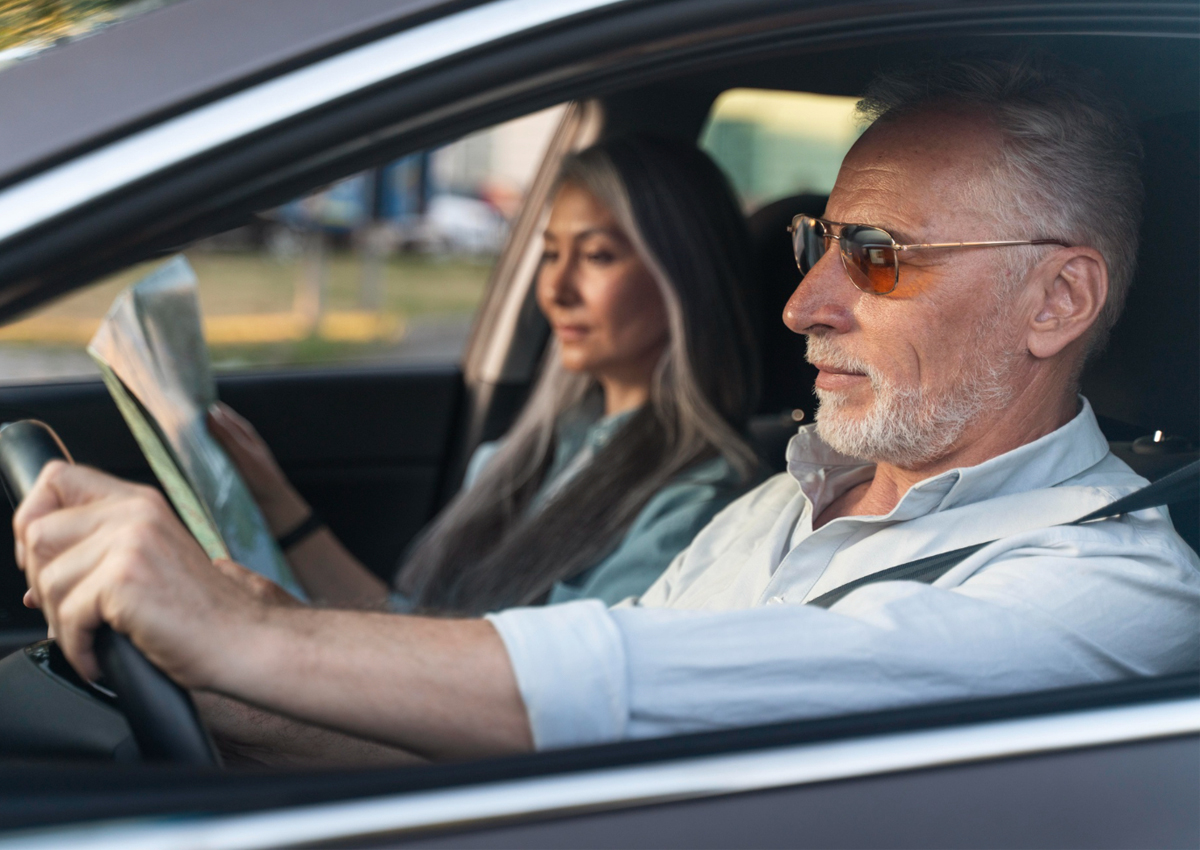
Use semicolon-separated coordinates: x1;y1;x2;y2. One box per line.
395;136;760;614
857;52;1144;353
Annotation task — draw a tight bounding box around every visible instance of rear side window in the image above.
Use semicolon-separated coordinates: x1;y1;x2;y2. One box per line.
699;89;864;212
0;106;565;382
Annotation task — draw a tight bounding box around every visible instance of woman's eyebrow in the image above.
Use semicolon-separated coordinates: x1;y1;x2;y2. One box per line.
542;226;625;242
573;226;625;242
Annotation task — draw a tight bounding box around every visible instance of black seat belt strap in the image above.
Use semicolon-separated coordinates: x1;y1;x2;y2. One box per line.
808;459;1200;610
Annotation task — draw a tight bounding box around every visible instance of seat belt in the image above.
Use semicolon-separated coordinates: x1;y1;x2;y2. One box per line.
807;459;1200;610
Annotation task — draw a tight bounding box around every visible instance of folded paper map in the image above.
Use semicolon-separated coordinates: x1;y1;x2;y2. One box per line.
87;257;305;598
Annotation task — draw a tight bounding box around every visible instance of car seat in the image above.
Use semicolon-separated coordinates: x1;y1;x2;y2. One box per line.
1082;110;1199;551
746;193;825;470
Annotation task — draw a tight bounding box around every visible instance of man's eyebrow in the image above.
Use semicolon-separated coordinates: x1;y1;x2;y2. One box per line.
829;214;918;245
871;221;919;245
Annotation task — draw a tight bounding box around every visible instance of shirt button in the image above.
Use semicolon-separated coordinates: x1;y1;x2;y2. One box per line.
768;595;785;605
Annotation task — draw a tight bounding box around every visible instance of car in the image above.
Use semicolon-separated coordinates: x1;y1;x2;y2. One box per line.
0;0;1195;846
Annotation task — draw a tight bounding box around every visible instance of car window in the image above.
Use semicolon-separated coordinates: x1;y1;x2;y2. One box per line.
0;106;566;382
699;88;864;212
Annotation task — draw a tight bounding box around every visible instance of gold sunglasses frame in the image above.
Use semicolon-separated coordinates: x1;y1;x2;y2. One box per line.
787;214;1070;294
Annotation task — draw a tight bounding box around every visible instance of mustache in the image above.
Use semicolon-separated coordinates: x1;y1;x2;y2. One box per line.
804;336;876;380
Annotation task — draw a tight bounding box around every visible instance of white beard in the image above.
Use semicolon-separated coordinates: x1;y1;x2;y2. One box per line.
806;326;1018;468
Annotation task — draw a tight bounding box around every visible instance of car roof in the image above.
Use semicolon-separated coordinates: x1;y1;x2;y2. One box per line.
0;1;1193;328
0;0;454;189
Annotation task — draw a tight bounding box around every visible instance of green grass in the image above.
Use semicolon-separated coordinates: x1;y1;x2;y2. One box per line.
1;248;493;369
192;250;492;316
206;337;394;370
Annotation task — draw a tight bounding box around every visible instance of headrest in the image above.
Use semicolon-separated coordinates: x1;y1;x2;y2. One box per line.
747;194;826;416
1082;111;1199;441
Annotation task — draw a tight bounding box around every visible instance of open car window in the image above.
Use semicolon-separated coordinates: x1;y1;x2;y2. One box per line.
0;106;565;381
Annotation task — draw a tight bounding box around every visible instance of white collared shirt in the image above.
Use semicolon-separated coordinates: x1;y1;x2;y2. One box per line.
488;399;1200;750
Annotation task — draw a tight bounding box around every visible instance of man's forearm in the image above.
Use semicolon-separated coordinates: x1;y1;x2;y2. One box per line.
194;691;426;768
208;606;533;761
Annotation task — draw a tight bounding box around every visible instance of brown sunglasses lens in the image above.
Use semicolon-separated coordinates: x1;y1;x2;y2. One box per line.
841;225;898;294
794;218;898;294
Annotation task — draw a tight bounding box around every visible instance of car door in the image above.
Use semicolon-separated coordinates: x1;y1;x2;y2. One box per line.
0;361;462;637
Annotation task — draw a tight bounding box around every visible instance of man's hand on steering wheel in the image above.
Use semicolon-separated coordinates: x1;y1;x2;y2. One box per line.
11;460;533;762
13;461;269;688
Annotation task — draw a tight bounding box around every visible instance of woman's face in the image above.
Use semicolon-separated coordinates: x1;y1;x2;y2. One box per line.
536;182;670;388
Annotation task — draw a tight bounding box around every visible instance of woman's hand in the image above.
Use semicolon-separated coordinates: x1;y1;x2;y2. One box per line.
210;402;391;608
13;462;269;688
207;402;308;537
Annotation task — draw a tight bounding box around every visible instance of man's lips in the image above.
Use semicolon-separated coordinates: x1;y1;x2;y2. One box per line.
810;361;869;391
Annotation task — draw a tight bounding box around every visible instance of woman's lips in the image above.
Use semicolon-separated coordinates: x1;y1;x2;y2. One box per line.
554;324;591;343
811;361;869;391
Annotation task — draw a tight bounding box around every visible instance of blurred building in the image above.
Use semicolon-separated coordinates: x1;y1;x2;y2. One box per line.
271;106;565;256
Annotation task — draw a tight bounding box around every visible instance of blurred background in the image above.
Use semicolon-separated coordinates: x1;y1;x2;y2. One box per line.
0;103;566;379
0;0;862;383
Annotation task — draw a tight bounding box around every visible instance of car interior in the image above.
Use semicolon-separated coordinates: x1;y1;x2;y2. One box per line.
0;14;1194;831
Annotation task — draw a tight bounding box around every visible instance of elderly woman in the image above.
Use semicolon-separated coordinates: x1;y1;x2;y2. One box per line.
210;135;762;614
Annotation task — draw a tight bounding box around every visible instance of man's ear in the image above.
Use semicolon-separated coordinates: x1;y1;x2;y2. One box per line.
1025;247;1108;360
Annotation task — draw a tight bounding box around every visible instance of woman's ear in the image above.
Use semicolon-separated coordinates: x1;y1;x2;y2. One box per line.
1025;247;1108;360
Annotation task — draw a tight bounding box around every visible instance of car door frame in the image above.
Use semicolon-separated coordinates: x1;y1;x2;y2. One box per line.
0;0;1195;844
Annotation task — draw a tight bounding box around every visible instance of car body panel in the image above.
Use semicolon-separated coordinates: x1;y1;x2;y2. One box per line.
0;0;459;186
0;686;1195;847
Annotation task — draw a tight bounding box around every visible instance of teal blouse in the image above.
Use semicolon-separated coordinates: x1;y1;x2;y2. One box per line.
465;403;752;607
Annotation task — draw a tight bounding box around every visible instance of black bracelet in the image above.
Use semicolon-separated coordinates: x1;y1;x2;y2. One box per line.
275;510;325;552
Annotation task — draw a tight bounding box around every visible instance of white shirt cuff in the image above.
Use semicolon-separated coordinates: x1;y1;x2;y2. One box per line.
486;599;628;750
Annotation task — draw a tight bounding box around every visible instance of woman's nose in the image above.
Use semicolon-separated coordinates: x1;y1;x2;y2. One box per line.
542;257;582;306
782;248;857;335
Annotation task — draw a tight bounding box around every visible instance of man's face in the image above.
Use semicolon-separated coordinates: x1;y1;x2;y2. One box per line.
784;109;1031;467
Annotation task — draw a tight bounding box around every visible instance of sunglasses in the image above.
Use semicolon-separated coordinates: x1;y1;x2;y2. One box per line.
788;214;1070;295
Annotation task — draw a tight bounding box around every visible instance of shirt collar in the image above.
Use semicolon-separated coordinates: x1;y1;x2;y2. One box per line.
785;396;1110;518
555;394;638;459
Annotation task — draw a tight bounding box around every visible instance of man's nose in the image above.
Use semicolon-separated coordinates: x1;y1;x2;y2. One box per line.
782;247;858;336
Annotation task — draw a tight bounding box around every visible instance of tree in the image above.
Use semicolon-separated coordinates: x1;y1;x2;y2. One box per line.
0;0;144;53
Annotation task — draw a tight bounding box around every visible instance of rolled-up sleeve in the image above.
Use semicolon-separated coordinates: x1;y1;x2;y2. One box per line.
487;600;629;749
488;521;1200;751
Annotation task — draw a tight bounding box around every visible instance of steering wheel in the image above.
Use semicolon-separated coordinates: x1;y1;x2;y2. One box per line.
0;420;219;766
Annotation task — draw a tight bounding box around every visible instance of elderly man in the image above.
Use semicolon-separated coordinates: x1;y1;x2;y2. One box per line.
13;54;1200;761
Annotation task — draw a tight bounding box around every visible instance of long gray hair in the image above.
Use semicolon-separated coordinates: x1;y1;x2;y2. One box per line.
395;135;761;615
